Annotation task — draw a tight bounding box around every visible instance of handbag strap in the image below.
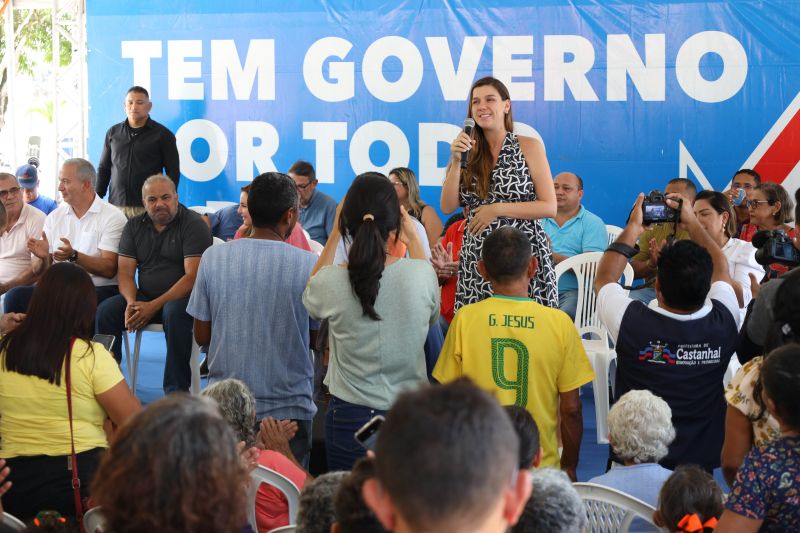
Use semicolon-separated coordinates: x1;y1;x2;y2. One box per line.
65;337;85;529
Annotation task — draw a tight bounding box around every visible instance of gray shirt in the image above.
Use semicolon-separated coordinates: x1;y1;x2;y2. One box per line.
746;277;783;346
303;259;439;410
187;239;318;420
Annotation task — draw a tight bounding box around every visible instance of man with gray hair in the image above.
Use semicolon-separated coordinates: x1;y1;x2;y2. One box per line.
512;468;588;533
96;174;211;392
5;158;126;313
0;171;45;308
296;472;349;533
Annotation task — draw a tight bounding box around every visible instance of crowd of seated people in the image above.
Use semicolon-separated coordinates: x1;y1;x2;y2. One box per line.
4;152;800;533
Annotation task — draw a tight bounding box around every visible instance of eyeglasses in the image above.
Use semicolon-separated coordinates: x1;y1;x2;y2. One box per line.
732;183;755;190
0;186;21;199
296;181;314;190
746;199;771;209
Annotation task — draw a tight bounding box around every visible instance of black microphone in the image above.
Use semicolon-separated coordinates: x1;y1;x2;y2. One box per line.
460;118;475;170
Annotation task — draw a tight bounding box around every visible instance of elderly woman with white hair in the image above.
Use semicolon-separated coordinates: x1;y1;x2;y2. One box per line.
589;389;676;507
512;468;588;533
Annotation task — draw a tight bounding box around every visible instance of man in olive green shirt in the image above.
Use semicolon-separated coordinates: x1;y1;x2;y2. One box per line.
629;178;695;303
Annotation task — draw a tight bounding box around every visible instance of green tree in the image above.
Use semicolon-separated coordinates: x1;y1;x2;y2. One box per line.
0;8;72;130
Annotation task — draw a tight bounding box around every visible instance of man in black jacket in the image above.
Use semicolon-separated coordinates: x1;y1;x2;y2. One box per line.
97;86;180;218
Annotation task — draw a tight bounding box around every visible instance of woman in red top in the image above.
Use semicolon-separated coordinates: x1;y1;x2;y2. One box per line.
739;182;795;280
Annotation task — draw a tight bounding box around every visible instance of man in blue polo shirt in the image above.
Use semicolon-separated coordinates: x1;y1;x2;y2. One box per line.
288;160;337;245
543;172;607;319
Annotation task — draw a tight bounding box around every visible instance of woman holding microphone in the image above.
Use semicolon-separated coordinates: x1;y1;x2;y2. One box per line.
441;76;558;310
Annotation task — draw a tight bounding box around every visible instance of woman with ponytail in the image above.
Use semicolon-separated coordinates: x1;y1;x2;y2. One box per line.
303;173;439;470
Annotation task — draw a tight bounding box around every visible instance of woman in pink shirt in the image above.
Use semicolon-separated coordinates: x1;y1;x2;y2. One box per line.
235;183;312;251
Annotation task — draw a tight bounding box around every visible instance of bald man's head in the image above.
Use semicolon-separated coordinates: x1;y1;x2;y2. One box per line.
554;172;584;214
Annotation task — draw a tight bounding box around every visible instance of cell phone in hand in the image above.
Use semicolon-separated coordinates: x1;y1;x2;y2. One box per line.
92;334;116;352
354;415;384;451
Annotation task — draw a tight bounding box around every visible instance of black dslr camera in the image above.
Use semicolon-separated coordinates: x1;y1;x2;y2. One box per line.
642;190;681;225
753;229;800;267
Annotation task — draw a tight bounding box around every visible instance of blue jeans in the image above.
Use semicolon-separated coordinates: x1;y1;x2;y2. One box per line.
4;284;119;315
288;418;313;470
424;323;444;381
559;290;578;321
325;396;386;471
95;293;193;393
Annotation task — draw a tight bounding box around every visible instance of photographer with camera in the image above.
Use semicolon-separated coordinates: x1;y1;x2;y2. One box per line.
595;190;739;472
739;182;795;280
629;178;695;304
737;187;800;365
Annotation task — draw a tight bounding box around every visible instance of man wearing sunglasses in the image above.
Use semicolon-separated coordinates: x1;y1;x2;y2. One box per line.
0;173;45;306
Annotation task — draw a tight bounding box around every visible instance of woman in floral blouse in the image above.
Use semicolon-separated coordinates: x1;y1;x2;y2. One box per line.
716;344;800;532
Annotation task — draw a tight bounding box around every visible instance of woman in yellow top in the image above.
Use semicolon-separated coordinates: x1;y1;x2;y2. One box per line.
0;263;140;520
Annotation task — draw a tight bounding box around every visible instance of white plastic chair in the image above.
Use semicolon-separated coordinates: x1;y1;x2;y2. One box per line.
1;512;26;531
606;225;624;246
123;324;202;395
573;483;666;532
248;465;301;532
83;507;107;533
724;355;743;389
555;252;634;444
307;239;324;256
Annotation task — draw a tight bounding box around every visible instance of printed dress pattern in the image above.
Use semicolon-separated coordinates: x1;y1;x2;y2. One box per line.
456;132;557;311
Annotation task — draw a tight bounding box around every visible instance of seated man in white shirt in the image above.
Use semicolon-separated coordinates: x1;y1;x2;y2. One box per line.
594;192;740;473
4;158;126;313
1;172;45;310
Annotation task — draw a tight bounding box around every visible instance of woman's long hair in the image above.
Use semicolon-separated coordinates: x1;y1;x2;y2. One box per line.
0;262;96;385
461;76;515;199
694;190;736;238
340;173;401;320
389;167;425;219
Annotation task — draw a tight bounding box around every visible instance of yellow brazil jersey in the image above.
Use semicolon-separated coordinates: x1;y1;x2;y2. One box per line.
433;295;595;468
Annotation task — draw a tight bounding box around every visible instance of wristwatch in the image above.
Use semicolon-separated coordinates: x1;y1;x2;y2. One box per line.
606;242;639;259
68;250;78;263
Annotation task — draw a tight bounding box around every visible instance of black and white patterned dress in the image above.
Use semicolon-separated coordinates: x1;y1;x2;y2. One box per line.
455;132;557;311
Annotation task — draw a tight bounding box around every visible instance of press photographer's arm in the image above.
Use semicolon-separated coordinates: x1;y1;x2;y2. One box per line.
595;193;647;291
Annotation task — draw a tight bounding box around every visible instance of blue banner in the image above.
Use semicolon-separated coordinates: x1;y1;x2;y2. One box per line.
86;0;800;226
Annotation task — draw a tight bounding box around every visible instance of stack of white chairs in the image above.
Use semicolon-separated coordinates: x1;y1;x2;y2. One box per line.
555;252;633;444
